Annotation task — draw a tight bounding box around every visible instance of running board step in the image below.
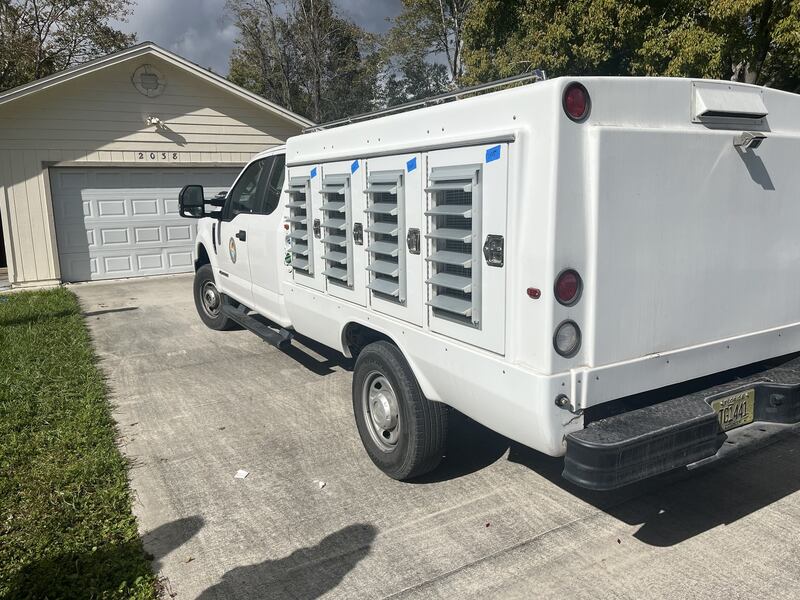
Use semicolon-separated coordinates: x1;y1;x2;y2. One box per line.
221;299;293;349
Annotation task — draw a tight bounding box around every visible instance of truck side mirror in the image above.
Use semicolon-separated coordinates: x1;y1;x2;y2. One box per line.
208;191;227;207
179;185;205;218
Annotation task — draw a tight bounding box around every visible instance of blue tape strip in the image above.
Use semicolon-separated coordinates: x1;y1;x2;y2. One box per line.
485;145;501;163
406;157;417;172
351;160;359;173
310;167;317;178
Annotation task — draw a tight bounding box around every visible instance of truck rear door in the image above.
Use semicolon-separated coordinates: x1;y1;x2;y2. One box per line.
590;83;800;369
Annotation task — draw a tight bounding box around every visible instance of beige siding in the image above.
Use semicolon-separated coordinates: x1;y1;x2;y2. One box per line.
0;54;303;285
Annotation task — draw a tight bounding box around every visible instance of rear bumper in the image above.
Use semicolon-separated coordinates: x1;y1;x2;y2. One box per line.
563;355;800;490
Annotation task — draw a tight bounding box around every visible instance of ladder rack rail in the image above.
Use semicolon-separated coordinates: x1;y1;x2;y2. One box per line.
303;70;546;133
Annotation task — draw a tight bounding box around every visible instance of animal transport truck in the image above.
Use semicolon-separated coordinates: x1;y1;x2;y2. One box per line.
178;75;800;490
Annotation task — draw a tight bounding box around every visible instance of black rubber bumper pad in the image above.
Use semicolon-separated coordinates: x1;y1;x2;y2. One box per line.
563;355;800;491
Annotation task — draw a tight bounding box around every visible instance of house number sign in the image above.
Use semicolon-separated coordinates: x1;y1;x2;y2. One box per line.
136;151;181;161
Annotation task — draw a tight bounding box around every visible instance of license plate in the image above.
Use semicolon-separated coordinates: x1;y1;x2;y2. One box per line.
710;389;755;432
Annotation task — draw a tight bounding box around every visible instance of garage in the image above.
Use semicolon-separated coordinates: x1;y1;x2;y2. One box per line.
0;42;311;287
51;167;239;281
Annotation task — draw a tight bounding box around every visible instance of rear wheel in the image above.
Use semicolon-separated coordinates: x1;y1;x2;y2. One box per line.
193;264;236;331
352;341;448;480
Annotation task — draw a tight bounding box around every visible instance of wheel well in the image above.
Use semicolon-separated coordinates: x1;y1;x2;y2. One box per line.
342;322;394;358
194;244;210;271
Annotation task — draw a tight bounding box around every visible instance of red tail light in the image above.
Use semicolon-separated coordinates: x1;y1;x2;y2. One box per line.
555;269;582;306
563;82;590;122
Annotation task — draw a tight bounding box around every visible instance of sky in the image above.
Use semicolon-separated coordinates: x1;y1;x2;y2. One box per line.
114;0;403;75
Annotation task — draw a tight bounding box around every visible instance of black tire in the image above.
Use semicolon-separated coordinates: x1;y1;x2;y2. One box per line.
352;341;448;480
193;264;237;331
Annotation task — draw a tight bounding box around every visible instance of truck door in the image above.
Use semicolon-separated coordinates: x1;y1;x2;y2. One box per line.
216;158;270;308
319;160;367;307
247;152;290;324
363;154;424;326
424;144;508;355
286;164;325;292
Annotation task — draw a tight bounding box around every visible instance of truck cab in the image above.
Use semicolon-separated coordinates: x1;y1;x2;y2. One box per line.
182;146;292;328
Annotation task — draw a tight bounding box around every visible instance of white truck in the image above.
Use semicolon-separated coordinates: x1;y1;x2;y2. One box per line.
179;75;800;490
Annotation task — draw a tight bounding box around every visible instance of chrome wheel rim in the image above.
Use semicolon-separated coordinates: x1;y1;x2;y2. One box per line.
362;372;400;451
201;281;221;318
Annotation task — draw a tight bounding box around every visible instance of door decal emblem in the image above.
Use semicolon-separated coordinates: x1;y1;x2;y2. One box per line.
228;237;237;263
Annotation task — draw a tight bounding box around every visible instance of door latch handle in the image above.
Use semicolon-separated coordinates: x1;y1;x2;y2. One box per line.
483;235;504;267
313;218;321;238
235;230;247;242
406;228;420;254
353;222;363;245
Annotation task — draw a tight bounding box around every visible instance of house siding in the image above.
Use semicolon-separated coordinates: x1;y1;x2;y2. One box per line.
0;54;303;285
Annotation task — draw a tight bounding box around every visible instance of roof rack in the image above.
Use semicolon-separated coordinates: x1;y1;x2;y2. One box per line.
303;70;546;133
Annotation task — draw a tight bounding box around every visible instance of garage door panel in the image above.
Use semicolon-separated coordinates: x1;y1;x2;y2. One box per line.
81;224;198;252
138;254;163;271
52;167;239;282
55;171;88;190
53;196;91;221
167;250;193;268
97;200;127;217
104;255;133;275
93;172;128;188
134;226;161;243
196;172;230;187
59;254;97;281
164;198;180;214
59;247;200;280
131;199;160;216
166;224;192;242
100;228;129;245
162;172;193;187
57;227;94;254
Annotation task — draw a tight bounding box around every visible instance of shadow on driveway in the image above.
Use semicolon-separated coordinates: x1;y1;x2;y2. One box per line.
143;515;205;572
197;523;377;600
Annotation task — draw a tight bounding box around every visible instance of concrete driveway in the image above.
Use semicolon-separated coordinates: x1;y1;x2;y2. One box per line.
74;275;800;599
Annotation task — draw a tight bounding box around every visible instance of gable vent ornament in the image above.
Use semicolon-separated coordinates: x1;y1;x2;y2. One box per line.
132;64;166;97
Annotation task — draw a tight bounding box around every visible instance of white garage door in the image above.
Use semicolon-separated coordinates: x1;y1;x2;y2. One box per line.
51;167;240;282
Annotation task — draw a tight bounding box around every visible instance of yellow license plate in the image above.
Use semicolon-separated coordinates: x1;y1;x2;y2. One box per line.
711;389;755;432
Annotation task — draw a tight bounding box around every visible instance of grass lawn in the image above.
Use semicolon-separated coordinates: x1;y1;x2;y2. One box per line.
0;288;157;599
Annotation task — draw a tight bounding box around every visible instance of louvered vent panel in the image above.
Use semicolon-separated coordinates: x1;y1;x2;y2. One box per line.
425;167;481;325
286;177;312;275
320;175;353;287
365;172;405;303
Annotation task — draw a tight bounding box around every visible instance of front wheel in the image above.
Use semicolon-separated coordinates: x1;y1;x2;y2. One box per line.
352;341;448;480
193;264;236;331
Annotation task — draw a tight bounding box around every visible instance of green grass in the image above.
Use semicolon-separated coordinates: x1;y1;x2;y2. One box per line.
0;289;157;600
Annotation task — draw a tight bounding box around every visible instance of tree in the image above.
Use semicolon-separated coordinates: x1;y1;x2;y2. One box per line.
387;0;475;83
461;0;800;92
634;0;800;91
460;0;648;84
379;54;450;107
227;0;379;123
226;0;296;112
0;0;135;93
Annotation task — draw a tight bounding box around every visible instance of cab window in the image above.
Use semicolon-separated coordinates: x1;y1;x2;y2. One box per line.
259;154;286;215
224;159;267;219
